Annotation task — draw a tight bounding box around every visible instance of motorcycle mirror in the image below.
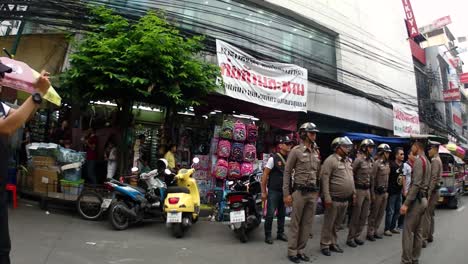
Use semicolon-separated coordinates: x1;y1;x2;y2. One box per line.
164;169;172;175
193;157;200;164
131;167;139;173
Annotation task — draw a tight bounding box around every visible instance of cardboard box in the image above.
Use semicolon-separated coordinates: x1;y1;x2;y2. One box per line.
32;167;60;194
32;156;56;167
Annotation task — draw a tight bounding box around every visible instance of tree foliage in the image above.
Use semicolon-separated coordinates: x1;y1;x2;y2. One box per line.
61;6;220;108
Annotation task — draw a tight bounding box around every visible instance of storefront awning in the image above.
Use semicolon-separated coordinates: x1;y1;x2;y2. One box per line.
342;132;408;144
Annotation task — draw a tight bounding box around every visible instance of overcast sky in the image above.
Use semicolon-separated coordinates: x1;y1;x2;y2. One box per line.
411;0;468;38
411;0;468;72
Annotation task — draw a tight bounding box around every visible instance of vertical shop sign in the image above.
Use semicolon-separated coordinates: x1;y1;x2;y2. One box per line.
402;0;419;38
392;103;420;136
216;40;308;112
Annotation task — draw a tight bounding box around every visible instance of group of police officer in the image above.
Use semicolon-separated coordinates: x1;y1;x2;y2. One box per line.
261;122;443;264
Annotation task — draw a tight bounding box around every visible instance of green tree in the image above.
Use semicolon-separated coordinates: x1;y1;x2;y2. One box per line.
61;6;220;171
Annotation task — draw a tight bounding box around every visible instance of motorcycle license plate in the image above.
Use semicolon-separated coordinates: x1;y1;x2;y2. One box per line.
230;210;245;223
438;197;444;203
101;199;112;209
167;212;182;223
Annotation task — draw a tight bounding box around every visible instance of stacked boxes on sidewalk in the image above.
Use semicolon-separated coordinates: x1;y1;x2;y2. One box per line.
23;143;86;198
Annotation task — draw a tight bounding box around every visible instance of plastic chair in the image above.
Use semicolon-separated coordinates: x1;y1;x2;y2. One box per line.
5;184;17;209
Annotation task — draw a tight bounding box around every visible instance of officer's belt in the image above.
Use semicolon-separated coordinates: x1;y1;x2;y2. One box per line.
374;186;387;194
355;183;370;190
331;196;351;203
294;184;318;193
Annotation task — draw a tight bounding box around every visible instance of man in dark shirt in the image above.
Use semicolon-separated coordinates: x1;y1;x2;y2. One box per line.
261;136;293;244
0;67;51;264
384;147;404;236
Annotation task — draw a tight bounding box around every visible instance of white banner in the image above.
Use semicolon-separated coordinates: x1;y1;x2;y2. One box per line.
392;103;420;136
216;40;308;112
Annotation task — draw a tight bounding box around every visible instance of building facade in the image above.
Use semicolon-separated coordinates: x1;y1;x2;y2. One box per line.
1;0;419;134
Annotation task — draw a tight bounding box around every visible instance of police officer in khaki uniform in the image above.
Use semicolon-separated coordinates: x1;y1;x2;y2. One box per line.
283;122;321;263
400;138;431;264
320;136;355;256
422;140;442;247
347;139;375;247
367;144;391;241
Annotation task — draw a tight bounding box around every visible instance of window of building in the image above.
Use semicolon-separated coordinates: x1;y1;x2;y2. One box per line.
116;0;337;79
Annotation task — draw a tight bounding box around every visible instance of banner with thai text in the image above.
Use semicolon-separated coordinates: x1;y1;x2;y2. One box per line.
216;39;308;112
392;103;420;136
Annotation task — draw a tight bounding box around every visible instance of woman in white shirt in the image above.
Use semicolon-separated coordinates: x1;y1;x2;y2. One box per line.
105;139;118;179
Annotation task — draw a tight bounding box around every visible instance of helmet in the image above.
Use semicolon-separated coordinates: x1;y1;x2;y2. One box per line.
156;158;168;172
299;122;319;140
331;136;353;150
299;122;319;133
359;139;375;150
277;136;293;144
377;144;392;153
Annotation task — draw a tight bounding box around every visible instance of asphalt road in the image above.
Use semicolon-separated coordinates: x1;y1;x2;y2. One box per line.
8;196;468;264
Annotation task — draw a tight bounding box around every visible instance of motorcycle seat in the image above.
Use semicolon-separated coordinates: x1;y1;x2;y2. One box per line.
167;186;190;194
130;185;146;194
115;181;146;194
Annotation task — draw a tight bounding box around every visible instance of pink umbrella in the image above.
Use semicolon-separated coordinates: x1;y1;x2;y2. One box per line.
0;57;61;106
0;57;36;93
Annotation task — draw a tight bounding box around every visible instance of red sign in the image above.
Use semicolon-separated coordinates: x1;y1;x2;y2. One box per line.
409;38;426;64
453;114;463;126
402;0;419;38
443;89;461;101
419;16;452;34
460;73;468;84
449;58;461;69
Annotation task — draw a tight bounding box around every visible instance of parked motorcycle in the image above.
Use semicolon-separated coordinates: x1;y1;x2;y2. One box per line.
164;157;200;238
225;170;262;243
106;159;168;230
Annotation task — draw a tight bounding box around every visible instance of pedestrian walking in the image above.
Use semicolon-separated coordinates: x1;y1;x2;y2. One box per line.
367;144;391;241
346;139;375;248
400;138;431;264
422;141;442;247
384;147;405;236
0;67;51;264
105;138;118;180
320;137;355;256
85;127;98;184
164;143;177;170
283;122;321;263
261;136;293;244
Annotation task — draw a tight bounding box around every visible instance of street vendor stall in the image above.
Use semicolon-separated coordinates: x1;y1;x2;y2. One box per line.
19;142;86;209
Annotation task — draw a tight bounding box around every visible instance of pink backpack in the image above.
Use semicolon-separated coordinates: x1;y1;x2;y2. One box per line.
243;144;257;162
217;140;231;158
240;162;254;176
233;120;246;142
228;162;241;179
213;159;228;179
231;142;245;162
246;123;258;142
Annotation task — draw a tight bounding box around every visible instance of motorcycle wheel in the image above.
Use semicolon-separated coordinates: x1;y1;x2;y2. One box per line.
238;226;248;243
448;196;458;209
77;191;103;221
109;201;130;230
172;224;185;238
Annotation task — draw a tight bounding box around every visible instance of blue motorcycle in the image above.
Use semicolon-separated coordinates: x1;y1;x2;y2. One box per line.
106;165;167;230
